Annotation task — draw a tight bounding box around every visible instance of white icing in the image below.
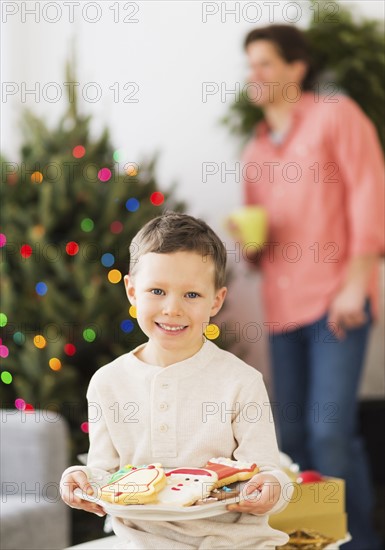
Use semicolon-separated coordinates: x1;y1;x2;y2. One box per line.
156;468;218;506
101;466;164;502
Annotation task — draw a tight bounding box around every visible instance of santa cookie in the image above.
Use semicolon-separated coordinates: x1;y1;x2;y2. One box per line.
156;468;218;506
204;457;259;487
100;464;166;505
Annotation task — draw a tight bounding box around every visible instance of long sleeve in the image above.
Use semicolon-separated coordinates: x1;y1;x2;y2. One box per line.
86;374;120;473
232;376;293;514
328;96;385;257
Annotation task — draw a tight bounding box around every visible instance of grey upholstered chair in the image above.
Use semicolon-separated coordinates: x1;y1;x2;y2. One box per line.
0;409;71;549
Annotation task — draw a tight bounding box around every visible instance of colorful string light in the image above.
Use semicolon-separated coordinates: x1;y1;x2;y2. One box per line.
204;324;220;340
35;282;48;296
0;345;9;358
13;332;26;345
120;319;134;333
126;198;139;212
33;335;47;349
80;422;89;433
108;269;122;284
15;398;26;410
98;168;112;182
64;343;76;356
125;164;138;177
113;150;124;162
49;358;62;371
83;328;96;342
1;371;12;384
81;218;94;232
150;192;164;206
101;253;115;267
20;244;32;258
66;241;79;256
110;221;123;234
31;171;43;184
73;145;86;159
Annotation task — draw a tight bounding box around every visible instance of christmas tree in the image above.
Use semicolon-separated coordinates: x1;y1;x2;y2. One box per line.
0;64;184;456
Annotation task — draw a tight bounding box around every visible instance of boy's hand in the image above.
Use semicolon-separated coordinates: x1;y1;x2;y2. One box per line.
227;473;280;515
60;470;106;517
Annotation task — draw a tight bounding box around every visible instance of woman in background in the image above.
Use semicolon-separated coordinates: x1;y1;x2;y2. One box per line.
241;25;384;550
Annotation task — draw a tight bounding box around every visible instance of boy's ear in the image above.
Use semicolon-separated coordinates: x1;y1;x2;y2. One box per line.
210;287;227;317
124;274;136;305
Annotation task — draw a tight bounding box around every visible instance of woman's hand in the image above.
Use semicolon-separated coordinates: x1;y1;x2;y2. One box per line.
225;219;262;268
328;284;367;340
327;254;376;339
227;473;281;515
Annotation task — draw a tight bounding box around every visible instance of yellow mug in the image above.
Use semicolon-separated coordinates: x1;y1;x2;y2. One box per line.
225;206;268;248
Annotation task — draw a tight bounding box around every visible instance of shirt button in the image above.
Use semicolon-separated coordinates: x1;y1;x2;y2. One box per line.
161;383;169;389
159;423;168;432
159;402;168;411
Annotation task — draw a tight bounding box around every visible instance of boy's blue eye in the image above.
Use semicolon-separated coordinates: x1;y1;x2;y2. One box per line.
151;289;164;295
186;292;199;299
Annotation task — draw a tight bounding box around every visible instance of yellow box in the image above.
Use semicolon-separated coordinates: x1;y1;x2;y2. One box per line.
269;512;347;540
269;478;347;540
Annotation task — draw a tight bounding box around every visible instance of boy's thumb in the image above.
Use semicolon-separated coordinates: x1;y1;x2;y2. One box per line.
73;472;94;495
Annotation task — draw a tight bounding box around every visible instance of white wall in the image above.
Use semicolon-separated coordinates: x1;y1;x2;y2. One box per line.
2;1;384;397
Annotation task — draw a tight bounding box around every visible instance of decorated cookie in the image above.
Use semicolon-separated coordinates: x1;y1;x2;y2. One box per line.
195;485;241;505
100;464;166;505
156;468;218;506
108;464;135;484
204;457;259;487
278;529;335;550
210;485;241;500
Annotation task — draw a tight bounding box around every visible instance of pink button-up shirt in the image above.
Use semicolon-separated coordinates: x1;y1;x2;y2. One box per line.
242;92;384;330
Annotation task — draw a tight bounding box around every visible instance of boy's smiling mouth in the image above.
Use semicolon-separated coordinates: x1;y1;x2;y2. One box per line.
156;322;188;333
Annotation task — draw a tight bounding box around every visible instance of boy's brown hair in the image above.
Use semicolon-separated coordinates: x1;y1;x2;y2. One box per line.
129;212;227;289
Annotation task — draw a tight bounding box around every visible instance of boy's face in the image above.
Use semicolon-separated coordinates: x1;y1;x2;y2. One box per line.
124;251;227;365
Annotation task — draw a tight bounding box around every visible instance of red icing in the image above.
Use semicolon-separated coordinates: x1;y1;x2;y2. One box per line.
171;487;181;491
205;461;257;480
166;468;213;477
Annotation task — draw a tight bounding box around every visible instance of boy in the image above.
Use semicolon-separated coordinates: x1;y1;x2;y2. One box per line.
61;212;293;549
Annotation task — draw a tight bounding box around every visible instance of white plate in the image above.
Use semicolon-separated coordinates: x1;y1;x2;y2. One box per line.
74;488;240;521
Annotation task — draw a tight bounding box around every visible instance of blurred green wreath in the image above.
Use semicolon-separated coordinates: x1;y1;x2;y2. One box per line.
222;0;385;151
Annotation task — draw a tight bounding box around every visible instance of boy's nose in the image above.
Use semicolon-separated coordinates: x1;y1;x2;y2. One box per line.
162;296;183;317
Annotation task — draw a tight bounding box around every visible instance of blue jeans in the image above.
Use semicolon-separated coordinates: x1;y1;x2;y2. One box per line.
270;302;381;550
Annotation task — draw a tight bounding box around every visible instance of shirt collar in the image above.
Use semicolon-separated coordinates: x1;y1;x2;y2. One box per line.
256;91;314;138
129;338;218;380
